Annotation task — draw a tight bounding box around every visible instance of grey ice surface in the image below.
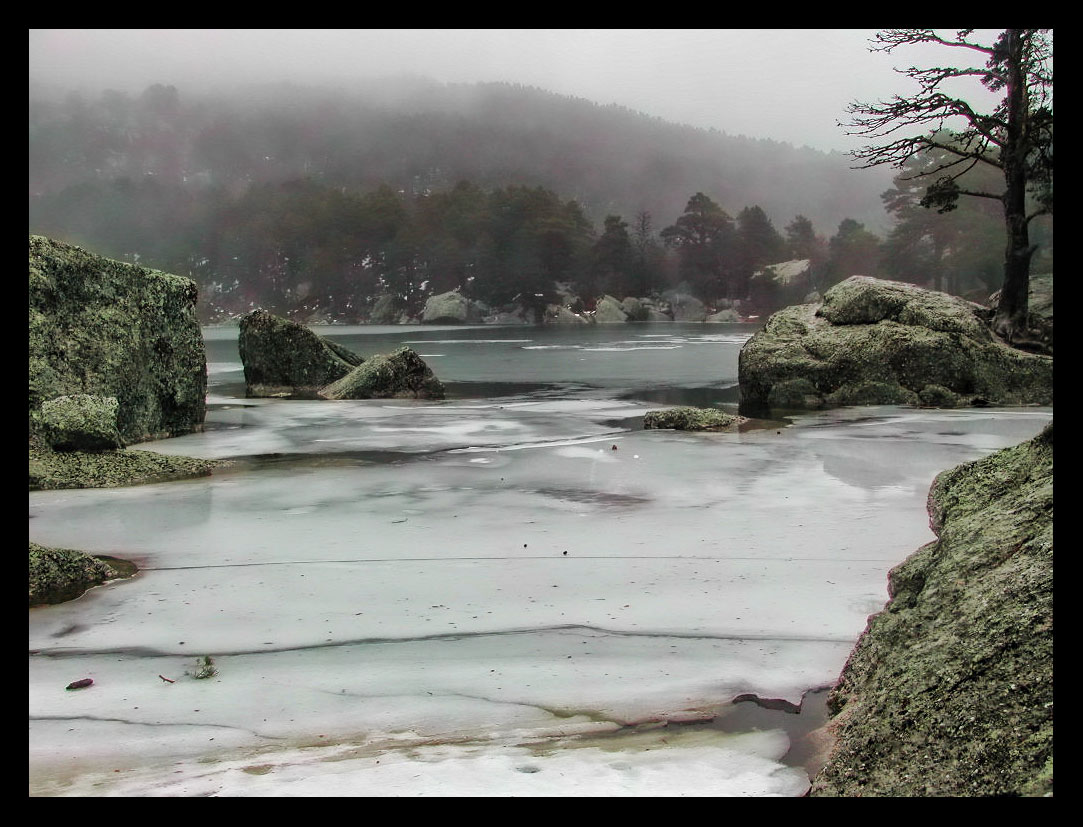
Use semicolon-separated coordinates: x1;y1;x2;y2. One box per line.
29;325;1052;796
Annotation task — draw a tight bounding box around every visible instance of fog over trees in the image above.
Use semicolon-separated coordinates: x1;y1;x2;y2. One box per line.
29;76;1047;322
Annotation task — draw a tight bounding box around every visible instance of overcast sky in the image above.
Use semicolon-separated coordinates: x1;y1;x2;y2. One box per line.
28;28;1007;154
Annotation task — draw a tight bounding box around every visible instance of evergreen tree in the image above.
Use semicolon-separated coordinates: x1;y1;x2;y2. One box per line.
660;192;736;299
844;28;1053;341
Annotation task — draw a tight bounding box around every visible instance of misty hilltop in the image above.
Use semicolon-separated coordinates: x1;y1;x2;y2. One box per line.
30;77;891;236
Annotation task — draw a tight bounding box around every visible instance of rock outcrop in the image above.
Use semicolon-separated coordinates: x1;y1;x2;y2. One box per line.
810;422;1053;796
593;295;629;323
738;276;1053;415
421;289;484;324
238;309;363;397
643;406;745;431
238;310;444;400
321;346;445;400
29;235;207;445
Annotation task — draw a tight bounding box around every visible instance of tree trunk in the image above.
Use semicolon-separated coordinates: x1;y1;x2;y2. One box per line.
993;30;1033;341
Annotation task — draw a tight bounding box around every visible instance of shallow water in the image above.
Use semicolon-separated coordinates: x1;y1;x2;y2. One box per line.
29;323;1052;796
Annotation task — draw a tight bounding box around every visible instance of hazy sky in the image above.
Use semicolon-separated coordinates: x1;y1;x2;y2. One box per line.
28;28;1007;154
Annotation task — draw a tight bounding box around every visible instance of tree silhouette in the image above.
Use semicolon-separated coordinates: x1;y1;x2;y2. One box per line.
844;29;1052;342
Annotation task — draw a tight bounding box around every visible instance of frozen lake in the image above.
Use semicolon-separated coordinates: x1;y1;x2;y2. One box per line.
29;323;1052;796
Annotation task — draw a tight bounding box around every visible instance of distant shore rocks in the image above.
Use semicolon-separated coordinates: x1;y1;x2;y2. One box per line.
421;289;486;324
738;276;1053;415
239;309;444;400
643;406;746;431
810;422;1053;796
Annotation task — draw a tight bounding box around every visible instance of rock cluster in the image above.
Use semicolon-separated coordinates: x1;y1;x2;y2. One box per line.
738;276;1053;415
809;423;1053;796
238;310;444;400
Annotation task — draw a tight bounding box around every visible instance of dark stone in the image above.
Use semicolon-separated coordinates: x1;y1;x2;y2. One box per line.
238;309;362;397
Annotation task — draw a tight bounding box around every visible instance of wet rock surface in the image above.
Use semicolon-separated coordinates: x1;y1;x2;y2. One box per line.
810;423;1053;797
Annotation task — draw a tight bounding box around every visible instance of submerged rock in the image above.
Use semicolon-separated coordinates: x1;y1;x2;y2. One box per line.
738;276;1053;415
29;542;120;606
29;235;206;445
238;309;362;397
320;346;445;400
643;406;745;431
810;423;1053;797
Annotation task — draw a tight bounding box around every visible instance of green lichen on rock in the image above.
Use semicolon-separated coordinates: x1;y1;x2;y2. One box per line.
238;309;361;397
39;394;124;452
738;277;1053;415
29;446;217;490
29;235;207;445
643;406;745;431
810;422;1053;797
29;542;123;606
321;346;445;400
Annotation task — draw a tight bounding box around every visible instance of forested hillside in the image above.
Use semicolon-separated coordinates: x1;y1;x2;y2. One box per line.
31;77;1043;323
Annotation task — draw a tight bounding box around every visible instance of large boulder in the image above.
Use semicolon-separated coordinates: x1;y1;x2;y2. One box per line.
593;295;629;323
421;289;482;324
238;309;363;397
29;235;207;445
662;290;708;321
320;346;445;400
810;423;1053;796
738;276;1053;415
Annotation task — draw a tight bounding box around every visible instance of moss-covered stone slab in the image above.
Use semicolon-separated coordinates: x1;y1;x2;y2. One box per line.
40;394;124;452
29;447;217;490
643;406;745;431
809;422;1053;797
320;346;445;400
29;235;207;445
738;276;1053;415
29;542;124;606
238;309;362;397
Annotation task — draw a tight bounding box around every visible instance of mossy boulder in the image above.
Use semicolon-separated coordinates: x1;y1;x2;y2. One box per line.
661;290;708;321
320;346;445;400
39;394;124;452
594;295;629;323
810;423;1053;796
29;446;217;491
238;309;363;397
738;276;1053;415
29;235;207;445
29;542;120;606
643;406;745;431
421;289;482;324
